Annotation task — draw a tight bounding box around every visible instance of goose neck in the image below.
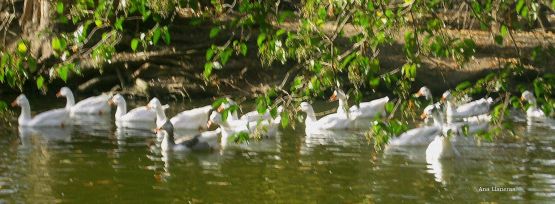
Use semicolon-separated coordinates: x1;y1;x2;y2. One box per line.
64;92;75;110
304;109;317;125
154;106;167;122
338;98;348;116
115;101;127;120
18;102;32;124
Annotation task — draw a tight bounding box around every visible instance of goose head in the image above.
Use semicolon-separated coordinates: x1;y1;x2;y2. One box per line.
147;97;162;110
299;102;314;112
11;94;29;108
109;94;125;106
207;110;223;129
56;87;72;97
521;91;536;104
420;104;435;120
440;90;452;103
156;120;175;151
415;86;432;100
329;89;347;102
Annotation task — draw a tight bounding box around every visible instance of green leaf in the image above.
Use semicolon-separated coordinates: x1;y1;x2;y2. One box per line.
162;26;171;45
203;62;213;78
206;47;214;61
276;29;286;37
220;49;233;65
28;58;37;73
340;53;356;70
270;107;278;118
114;18;124;31
212;98;227;109
257;33;266;47
36;76;44;89
222;109;229;121
256;97;267;114
58;65;69;82
131;38;139;51
280;111;289;128
516;0;525;13
209;27;221;39
17;41;27;54
94;19;103;27
385;102;394;114
52;37;62;51
369;77;380;87
240;43;247;56
152;27;161;45
456;81;472;91
56;1;64;15
500;25;508;37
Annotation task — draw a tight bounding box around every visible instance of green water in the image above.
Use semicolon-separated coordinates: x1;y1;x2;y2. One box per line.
1;98;554;203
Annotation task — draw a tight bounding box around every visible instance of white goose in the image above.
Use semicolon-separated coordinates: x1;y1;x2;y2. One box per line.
415;86;433;101
109;94;156;129
425;109;460;161
521;91;545;118
426;134;460;161
414;87;441;123
156;120;220;152
386;105;442;147
147;97;212;130
299;102;352;133
145;97;171;128
56;87;111;116
171;105;213;129
208;111;250;147
330;89;389;119
420;104;489;136
11;94;70;127
441;90;493;121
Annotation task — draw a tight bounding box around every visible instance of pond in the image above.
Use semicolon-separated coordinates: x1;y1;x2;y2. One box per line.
0;96;554;203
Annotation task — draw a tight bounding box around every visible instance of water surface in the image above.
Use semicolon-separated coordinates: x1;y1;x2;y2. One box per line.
0;98;554;203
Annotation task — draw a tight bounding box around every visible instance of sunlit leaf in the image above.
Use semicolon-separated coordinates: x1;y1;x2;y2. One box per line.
209;27;221;39
131;38;139;51
456;81;472;91
152;27;161;45
17;41;27;54
203;62;213;79
257;33;266;47
56;1;64;15
36;75;44;89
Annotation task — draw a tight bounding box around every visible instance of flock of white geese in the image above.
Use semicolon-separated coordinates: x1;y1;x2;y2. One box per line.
10;86;550;162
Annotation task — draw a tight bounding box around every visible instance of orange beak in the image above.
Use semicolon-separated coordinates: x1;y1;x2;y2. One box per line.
329;92;337;102
154;127;160;133
415;90;422;97
206;120;214;129
11;100;18;107
420;112;428;120
217;105;224;113
108;99;114;105
56;91;62;97
440;96;446;103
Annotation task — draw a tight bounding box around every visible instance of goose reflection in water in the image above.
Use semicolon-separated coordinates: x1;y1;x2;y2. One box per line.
301;129;362;155
147;144;225;182
18;126;74;146
71;114;112;137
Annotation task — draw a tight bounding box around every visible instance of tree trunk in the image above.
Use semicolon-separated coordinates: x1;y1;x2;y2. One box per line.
19;0;52;61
